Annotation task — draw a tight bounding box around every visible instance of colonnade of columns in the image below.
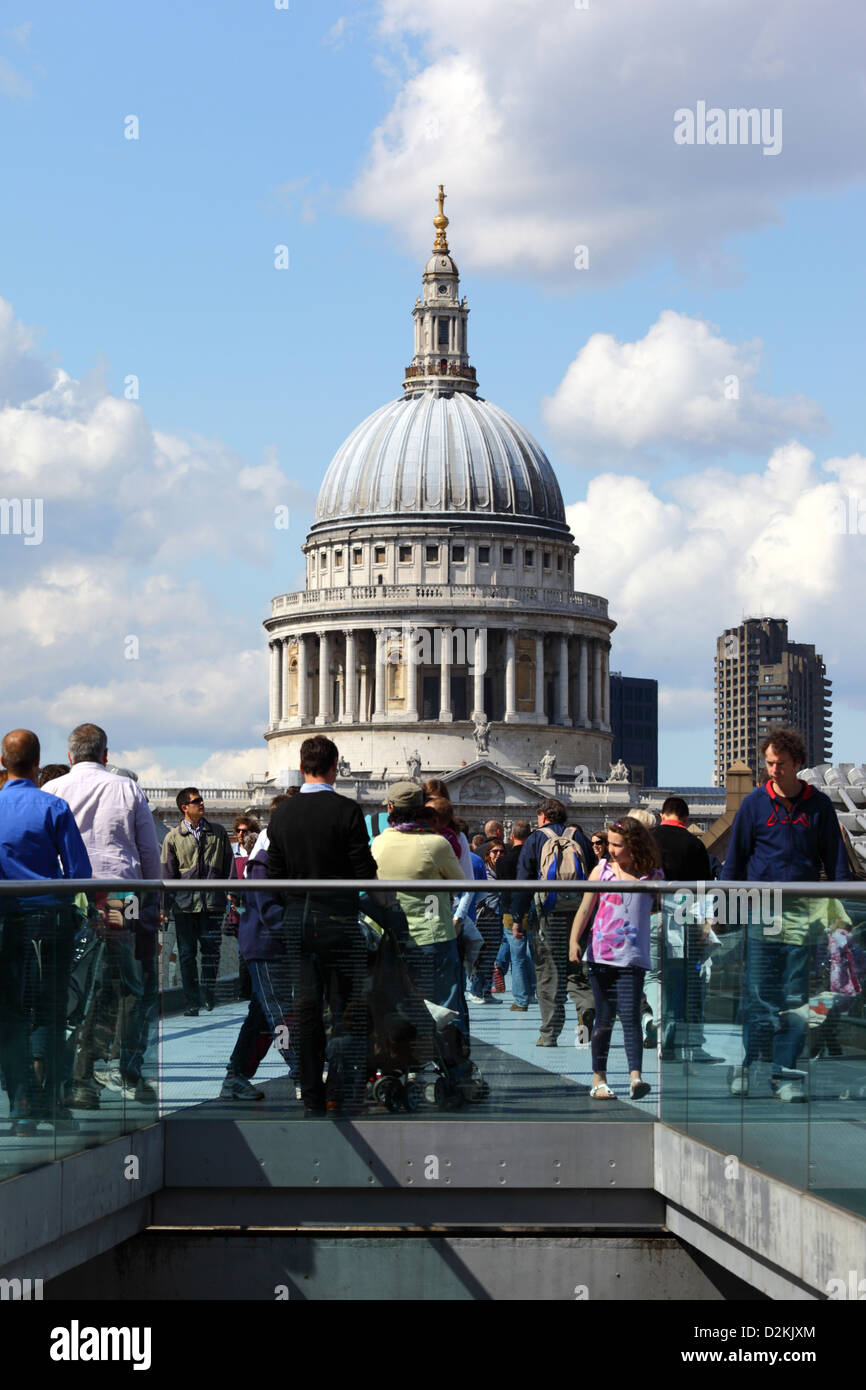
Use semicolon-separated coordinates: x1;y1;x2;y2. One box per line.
268;626;611;732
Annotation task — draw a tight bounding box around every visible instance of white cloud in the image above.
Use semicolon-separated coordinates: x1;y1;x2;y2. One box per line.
567;445;866;740
3;23;32;47
350;0;866;284
0;295;312;761
112;746;269;788
543;311;826;462
0;55;31;99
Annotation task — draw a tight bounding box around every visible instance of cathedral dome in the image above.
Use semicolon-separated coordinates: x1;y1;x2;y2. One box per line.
312;390;568;532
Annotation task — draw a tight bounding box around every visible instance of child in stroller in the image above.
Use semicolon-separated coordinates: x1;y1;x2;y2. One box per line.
358;893;488;1111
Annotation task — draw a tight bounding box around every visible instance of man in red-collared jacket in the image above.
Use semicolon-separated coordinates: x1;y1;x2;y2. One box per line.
723;727;850;1102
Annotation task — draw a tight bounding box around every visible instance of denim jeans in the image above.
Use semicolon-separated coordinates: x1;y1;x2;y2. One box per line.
469;908;502;997
501;929;536;1007
73;930;147;1084
742;931;809;1074
589;963;646;1075
405;937;467;1036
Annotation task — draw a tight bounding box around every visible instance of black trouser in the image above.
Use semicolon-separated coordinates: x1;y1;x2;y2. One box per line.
0;913;38;1120
174;911;222;1008
286;905;367;1113
30;910;76;1109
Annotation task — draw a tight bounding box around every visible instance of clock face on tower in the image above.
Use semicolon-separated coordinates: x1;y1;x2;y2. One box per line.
438;284;448;295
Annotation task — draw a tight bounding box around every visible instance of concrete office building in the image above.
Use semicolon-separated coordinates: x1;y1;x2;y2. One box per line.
714;617;832;785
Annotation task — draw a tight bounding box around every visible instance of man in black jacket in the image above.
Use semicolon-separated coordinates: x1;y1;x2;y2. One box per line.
267;735;376;1115
651;797;720;1063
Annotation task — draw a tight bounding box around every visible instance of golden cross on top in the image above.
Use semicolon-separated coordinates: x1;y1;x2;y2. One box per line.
433;183;450;251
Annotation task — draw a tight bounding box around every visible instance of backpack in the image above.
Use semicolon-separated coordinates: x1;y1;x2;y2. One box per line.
537;826;587;913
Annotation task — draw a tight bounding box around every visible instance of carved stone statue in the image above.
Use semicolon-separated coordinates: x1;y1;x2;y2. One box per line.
406;749;421;780
472;717;490;756
539;749;556;780
337;755;351;778
607;758;629;783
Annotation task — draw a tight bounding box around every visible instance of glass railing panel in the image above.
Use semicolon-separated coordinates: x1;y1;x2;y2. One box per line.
1;887;130;1180
804;894;866;1216
160;880;656;1125
658;883;866;1223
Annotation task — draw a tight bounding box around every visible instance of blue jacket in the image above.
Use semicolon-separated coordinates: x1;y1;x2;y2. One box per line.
722;781;850;884
237;847;285;961
0;777;92;911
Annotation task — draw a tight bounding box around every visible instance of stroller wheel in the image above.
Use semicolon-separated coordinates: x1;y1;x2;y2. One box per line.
372;1077;392;1106
404;1080;422;1112
379;1077;401;1112
426;1077;448;1109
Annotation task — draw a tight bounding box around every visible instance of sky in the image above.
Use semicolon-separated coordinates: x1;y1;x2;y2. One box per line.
0;0;864;786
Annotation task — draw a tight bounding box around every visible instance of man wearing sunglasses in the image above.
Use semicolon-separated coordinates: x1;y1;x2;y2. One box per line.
161;788;235;1016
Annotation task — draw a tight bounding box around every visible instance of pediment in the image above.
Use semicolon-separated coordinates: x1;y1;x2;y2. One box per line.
442;761;544;804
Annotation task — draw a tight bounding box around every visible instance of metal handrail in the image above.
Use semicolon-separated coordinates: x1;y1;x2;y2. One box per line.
0;879;864;898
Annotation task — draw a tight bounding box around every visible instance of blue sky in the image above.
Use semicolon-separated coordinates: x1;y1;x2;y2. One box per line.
1;0;864;784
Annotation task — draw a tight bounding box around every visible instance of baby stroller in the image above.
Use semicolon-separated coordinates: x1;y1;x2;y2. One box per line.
360;896;489;1111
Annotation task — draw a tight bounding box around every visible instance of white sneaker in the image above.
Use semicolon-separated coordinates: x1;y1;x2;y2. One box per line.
729;1065;750;1096
467;993;486;1003
772;1072;807;1103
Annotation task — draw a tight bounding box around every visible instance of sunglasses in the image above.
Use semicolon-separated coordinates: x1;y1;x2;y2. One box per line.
184;797;204;807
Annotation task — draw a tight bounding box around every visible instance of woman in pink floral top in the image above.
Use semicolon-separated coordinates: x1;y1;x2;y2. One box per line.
569;818;662;1101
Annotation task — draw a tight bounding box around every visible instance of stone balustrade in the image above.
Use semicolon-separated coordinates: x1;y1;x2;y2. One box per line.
271;583;609;619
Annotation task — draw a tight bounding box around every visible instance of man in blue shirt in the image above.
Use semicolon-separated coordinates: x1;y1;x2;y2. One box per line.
723;727;850;1103
0;729;91;1135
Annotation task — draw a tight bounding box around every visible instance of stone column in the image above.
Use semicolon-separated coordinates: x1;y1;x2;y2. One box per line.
297;633;309;723
602;642;611;732
373;629;387;721
404;625;418;721
341;630;357;724
578;636;589;727
269;640;281;727
359;633;369;721
558;634;571;726
439;627;453;722
535;633;547;724
592;639;602;729
472;627;486;722
504;629;517;722
315;630;331;725
281;638;291;722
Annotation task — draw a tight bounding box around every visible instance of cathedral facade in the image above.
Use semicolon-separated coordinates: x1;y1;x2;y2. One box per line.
264;191;615;802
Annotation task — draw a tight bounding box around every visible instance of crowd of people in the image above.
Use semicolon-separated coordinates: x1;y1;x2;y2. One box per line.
0;720;857;1132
